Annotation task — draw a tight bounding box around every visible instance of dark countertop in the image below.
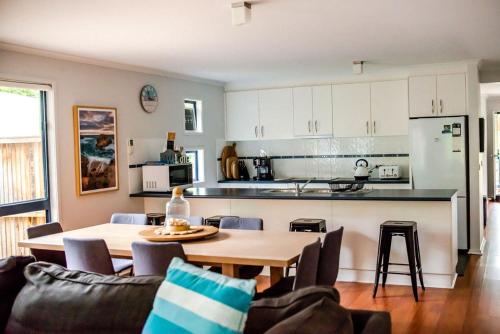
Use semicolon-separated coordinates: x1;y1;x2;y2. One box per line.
218;177;410;184
130;187;457;201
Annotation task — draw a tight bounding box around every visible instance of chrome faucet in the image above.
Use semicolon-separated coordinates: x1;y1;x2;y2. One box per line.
294;178;314;194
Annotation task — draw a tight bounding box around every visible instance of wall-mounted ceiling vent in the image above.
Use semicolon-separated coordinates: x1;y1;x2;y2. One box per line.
232;2;251;25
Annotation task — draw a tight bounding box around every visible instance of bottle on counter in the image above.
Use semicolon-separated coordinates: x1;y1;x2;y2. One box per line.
165;187;190;231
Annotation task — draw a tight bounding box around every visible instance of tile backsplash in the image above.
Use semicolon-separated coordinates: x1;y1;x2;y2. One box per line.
217;136;410;180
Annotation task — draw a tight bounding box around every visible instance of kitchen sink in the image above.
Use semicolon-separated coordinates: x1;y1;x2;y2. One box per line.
262;189;299;194
263;188;372;195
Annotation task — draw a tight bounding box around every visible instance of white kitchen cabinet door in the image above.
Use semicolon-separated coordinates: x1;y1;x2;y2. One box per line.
332;83;371;137
312;85;333;136
371;80;409;136
259;88;294;139
437;73;467;116
225;91;260;141
292;86;313;137
409;75;436;118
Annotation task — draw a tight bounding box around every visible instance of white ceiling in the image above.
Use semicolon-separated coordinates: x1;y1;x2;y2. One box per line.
1;0;500;86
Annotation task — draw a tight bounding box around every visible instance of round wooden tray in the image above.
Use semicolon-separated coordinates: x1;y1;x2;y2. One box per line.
138;225;219;242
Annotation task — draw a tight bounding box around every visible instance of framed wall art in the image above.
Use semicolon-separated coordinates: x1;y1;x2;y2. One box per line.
73;105;119;195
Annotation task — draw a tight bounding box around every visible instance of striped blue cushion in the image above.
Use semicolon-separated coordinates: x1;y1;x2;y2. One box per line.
142;257;256;334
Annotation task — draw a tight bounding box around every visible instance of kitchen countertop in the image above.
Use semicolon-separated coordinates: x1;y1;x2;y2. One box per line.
218;177;410;184
130;187;456;201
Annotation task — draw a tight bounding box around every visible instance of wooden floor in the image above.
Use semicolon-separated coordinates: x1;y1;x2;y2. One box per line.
257;201;500;333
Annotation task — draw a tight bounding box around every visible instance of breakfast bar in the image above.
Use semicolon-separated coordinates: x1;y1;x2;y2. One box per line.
132;188;458;288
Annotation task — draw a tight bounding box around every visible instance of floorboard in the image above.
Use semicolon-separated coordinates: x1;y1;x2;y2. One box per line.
256;201;500;333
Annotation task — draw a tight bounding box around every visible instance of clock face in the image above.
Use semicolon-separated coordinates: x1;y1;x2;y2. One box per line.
140;85;158;113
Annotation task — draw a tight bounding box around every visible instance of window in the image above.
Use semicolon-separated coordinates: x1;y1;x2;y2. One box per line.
185;148;204;183
184;99;202;133
0;84;51;257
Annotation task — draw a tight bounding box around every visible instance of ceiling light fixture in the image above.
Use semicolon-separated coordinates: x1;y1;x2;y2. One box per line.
352;61;365;74
232;2;251;26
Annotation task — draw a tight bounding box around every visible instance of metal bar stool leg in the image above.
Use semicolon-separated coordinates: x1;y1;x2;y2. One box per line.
404;230;419;302
381;232;392;287
414;230;425;290
373;227;385;298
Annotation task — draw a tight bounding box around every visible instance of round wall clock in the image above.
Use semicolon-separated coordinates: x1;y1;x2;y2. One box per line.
140;84;159;113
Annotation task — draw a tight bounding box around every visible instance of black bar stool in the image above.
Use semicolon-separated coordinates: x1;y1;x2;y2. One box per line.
146;213;165;226
373;220;425;302
289;218;326;232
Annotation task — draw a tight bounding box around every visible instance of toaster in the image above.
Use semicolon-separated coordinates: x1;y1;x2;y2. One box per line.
378;165;401;179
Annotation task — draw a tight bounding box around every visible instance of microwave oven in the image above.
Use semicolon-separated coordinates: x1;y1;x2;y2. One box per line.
142;163;193;192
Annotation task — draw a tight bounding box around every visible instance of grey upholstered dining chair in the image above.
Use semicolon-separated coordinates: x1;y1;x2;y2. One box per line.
110;213;148;225
188;216;204;226
210;217;264;279
131;241;186;276
255;238;322;299
63;237;132;275
27;222;66;267
317;226;344;286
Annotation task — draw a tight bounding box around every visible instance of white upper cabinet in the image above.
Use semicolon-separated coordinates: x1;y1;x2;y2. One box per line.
409;75;437;117
292;86;313;136
409;73;466;117
370;80;409;136
312;85;333;136
332;83;371;137
259;88;293;140
293;85;333;137
436;74;467;116
225;91;260;141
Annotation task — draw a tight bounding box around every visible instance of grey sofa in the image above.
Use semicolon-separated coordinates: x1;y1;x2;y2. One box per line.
0;256;391;334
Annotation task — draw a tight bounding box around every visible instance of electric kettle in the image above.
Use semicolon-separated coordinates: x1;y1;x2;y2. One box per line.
353;159;374;180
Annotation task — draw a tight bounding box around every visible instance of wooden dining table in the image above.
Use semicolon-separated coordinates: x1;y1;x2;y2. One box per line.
18;223;323;285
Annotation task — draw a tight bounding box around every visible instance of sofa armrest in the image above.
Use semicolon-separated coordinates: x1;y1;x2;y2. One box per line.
350;309;391;334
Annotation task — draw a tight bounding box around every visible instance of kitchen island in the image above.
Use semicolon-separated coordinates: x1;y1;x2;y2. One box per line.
131;188;458;288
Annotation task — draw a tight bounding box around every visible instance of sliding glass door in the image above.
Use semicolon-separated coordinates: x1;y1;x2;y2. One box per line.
0;85;50;257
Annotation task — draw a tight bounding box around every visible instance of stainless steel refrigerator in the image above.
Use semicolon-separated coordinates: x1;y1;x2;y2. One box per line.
409;116;469;250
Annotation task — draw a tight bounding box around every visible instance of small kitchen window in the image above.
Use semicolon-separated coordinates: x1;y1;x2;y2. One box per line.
185;148;205;183
184;99;202;133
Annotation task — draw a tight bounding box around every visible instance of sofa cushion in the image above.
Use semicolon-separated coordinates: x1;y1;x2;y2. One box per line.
142;257;256;334
5;261;163;334
0;256;35;333
244;286;344;334
265;297;353;334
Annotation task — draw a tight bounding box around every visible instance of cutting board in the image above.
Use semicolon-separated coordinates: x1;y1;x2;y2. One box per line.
220;143;237;179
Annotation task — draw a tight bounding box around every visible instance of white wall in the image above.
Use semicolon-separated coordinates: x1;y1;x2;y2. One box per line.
0;49;225;230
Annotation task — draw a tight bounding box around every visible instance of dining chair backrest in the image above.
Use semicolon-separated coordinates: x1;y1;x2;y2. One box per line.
219;217;263;230
27;222;66;266
63;237;115;275
317;226;344;286
131;241;186;276
188;216;204;226
293;238;321;291
110;213;148;225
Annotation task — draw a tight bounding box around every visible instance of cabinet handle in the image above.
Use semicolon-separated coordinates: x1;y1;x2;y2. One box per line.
254;126;258;138
373;121;376;134
315;120;318;133
308;120;311;133
366;121;369;135
261;125;264;138
431;100;435;114
440;99;443;113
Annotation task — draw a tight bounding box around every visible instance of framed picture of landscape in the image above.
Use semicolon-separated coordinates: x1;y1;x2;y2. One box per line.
73;106;119;196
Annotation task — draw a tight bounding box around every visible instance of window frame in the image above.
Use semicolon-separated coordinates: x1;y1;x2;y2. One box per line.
184;99;203;134
0;90;51;221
